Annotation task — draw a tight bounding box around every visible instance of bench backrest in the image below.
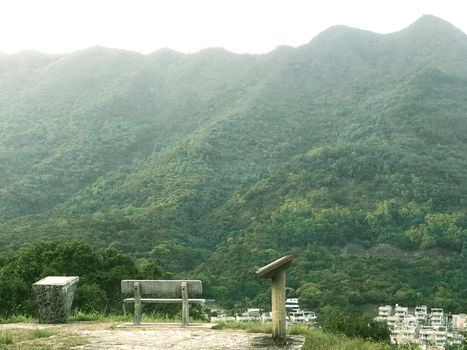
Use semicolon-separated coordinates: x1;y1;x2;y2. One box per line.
121;280;202;297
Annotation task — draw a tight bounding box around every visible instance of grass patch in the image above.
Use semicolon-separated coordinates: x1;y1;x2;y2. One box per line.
214;321;311;335
68;310;132;322
303;328;392;350
1;310;209;326
0;332;13;345
213;321;272;333
68;310;208;324
30;329;56;339
0;329;88;349
287;323;312;335
214;322;393;350
0;315;36;324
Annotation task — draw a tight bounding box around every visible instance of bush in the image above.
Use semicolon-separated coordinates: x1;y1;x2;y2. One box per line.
320;308;390;343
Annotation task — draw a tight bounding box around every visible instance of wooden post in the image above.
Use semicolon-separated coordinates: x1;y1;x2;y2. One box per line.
271;269;286;341
134;281;141;326
256;256;292;344
181;281;189;326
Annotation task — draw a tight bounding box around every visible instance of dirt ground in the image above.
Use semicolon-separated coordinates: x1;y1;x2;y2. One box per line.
0;322;305;349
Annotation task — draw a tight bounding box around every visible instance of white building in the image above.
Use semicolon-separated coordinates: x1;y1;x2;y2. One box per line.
285;298;299;311
419;326;447;346
289;310;317;323
238;308;261;321
415;305;428;324
375;304;464;347
391;323;417;345
285;298;316;324
430;308;444;327
395;304;409;317
452;314;466;330
377;305;392;320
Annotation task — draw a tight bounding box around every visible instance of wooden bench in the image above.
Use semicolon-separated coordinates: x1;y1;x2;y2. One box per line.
121;280;205;326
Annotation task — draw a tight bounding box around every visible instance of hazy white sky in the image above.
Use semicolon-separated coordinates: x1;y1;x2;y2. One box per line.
0;0;466;55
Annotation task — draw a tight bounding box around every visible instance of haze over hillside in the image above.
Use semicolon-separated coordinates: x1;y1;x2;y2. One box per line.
0;15;466;312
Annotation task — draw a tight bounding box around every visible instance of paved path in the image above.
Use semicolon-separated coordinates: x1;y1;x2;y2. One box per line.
0;323;305;349
75;323;304;350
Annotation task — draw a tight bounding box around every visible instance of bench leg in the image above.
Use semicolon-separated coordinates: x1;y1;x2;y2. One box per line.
181;282;189;326
134;282;142;326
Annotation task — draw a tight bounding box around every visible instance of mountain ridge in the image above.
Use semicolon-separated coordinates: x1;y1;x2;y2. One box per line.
2;15;465;58
0;16;466;312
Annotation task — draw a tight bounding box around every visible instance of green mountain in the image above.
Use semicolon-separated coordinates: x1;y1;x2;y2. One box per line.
0;15;466;312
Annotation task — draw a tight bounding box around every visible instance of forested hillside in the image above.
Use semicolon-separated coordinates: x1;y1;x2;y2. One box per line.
0;15;466;314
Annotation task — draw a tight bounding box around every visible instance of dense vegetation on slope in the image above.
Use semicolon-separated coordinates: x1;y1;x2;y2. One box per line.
0;15;466;314
0;240;164;316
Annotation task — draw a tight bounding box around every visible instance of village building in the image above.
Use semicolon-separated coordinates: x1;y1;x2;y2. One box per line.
375;304;465;348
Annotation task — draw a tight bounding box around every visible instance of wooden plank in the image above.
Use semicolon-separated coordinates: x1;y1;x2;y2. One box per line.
256;256;293;278
133;281;141;326
271;269;286;342
181;281;189;327
123;298;205;304
121;280;202;296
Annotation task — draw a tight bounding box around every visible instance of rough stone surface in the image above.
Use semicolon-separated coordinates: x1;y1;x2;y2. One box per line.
32;277;79;323
74;324;305;350
0;322;305;349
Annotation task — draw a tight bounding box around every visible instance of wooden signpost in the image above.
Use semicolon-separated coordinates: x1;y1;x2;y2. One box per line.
256;255;293;343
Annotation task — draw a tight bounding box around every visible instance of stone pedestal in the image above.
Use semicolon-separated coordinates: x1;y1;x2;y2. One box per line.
32;276;79;324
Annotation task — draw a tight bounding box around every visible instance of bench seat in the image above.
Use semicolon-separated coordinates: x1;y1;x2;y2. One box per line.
124;298;205;304
121;279;204;326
